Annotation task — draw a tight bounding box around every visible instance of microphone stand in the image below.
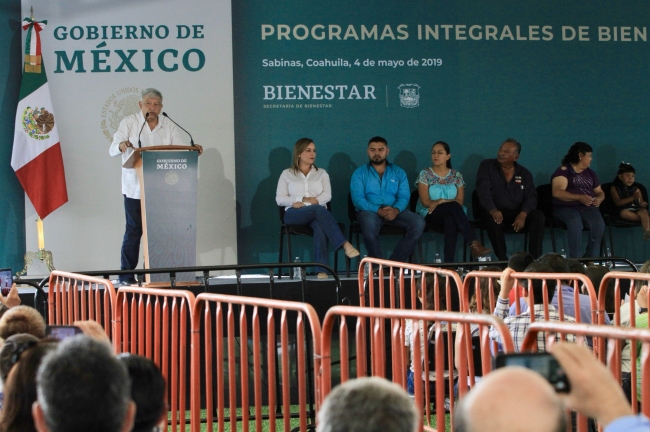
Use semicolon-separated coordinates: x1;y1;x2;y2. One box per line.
162;112;195;146
137;112;149;148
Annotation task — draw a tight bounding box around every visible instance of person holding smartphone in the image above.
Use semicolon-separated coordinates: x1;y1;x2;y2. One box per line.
454;343;650;432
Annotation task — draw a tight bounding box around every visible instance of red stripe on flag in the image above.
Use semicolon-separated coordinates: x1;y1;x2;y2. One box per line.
14;143;68;219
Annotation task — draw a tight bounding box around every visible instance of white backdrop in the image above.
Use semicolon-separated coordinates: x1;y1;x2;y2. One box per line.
21;0;237;274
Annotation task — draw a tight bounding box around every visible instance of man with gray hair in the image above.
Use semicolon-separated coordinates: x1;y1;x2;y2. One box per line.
109;88;187;284
32;335;136;432
317;377;418;432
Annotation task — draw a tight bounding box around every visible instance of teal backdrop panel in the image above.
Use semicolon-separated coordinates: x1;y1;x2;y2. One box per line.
234;0;650;266
0;0;26;272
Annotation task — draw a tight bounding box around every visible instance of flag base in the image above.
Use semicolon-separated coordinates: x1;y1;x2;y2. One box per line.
16;249;55;276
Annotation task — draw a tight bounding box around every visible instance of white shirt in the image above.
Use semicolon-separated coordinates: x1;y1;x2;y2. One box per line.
109;112;184;199
275;166;331;210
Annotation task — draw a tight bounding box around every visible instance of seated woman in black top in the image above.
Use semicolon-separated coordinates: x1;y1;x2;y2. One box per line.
610;162;650;240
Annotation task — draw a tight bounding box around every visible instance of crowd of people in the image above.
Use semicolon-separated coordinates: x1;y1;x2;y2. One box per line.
316;342;650;432
0;262;649;431
0;285;166;432
400;252;650;428
276;136;649;275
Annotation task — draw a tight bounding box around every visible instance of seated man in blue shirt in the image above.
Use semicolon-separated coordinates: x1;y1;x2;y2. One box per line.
350;137;425;262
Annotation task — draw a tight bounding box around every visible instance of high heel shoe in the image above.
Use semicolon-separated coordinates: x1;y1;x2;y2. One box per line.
469;240;492;258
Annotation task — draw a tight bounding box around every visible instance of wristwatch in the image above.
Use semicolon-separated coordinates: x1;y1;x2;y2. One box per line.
639;307;648;314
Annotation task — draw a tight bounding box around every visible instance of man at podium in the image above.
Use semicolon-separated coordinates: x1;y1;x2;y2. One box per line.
108;88;184;285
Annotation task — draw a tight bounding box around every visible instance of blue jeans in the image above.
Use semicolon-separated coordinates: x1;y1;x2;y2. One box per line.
407;369;436;396
553;206;605;258
120;195;142;283
424;201;475;263
284;205;346;272
357;210;425;262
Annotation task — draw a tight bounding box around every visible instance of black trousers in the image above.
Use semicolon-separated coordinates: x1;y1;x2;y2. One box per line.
424;201;475;263
478;207;545;261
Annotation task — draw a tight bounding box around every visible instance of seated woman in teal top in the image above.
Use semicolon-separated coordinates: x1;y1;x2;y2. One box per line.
416;141;491;262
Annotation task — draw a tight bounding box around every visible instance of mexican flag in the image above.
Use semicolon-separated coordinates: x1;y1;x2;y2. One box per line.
11;14;68;219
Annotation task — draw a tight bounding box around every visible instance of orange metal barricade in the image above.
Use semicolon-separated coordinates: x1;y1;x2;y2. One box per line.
358;257;463;311
599;271;650;326
521;321;650;431
464;271;599;352
47;271;116;339
461;271;502;314
113;287;195;432
598;271;650;411
190;293;322;432
321;306;514;432
509;271;599;325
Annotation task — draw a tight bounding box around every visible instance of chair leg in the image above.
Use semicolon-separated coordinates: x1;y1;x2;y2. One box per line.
278;229;285;279
286;231;294;279
607;223;615;256
351;225;361;271
524;232;529;252
549;225;557;253
334;246;339;276
345;254;350;278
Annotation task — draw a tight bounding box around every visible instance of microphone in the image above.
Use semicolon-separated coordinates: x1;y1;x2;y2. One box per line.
162;112;195;146
137;112;149;148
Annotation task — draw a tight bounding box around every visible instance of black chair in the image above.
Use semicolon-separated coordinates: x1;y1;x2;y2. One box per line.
347;193;414;265
536;183;605;255
409;190;467;262
600;181;649;255
471;189;528;257
277;202;349;278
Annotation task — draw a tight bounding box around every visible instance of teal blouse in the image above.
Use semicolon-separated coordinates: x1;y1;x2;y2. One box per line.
414;167;467;217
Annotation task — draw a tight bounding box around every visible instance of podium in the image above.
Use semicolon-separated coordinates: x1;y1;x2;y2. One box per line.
123;145;199;284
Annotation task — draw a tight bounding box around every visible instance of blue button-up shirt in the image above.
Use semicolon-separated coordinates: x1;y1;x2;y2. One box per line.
350;162;410;213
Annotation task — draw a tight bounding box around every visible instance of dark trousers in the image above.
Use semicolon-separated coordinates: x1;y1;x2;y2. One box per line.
424;201;475;263
479;208;545;261
120;195;142;283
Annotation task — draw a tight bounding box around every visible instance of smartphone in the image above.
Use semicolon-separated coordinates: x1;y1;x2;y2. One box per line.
494;352;571;393
45;325;83;341
0;268;12;296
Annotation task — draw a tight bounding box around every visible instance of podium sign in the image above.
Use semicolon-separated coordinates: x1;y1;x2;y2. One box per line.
138;149;198;283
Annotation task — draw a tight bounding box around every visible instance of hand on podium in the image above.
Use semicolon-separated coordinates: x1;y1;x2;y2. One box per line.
118;141;133;153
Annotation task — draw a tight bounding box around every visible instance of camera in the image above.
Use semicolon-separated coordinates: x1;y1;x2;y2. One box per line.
494;352;571;393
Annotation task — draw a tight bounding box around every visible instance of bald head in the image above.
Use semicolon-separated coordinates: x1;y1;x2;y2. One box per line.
455;367;565;432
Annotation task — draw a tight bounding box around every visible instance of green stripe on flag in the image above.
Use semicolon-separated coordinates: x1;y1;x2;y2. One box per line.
18;64;48;100
24;26;32;56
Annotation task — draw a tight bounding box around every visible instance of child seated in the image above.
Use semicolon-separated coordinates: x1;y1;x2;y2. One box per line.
610;162;650;240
